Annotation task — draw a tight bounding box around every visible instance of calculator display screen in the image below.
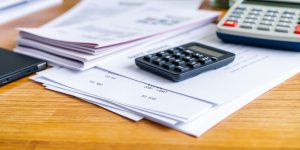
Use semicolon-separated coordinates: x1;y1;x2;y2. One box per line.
188;46;224;57
245;0;300;8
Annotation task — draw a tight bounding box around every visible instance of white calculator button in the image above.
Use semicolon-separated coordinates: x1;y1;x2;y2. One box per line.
267;9;279;13
230;14;243;19
260;21;274;26
277;22;292;28
279;18;292;23
247;14;260;19
281;14;294;19
275;27;290;33
232;10;244;14
243;19;257;24
263;16;276;22
249;11;261;16
252;8;263;12
227;17;239;22
257;25;271;31
240;23;254;29
265;13;278;17
284;10;296;15
236;6;247;10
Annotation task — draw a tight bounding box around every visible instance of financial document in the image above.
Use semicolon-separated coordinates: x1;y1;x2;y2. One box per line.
15;0;217;70
31;24;300;136
45;0;204;28
98;25;300;105
20;5;217;47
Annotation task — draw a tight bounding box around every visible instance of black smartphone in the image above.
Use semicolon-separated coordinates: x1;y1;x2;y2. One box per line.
0;48;47;86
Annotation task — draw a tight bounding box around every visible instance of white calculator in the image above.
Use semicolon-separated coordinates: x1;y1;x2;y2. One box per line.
217;0;300;51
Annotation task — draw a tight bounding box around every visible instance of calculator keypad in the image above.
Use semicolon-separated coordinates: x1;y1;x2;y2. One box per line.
136;43;236;82
142;47;218;73
223;5;300;35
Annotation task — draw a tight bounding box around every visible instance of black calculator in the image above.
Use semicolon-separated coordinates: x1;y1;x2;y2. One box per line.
135;42;235;82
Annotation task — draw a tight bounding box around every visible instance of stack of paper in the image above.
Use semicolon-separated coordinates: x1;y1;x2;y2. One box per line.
14;0;300;137
15;0;216;70
31;25;300;136
0;0;62;25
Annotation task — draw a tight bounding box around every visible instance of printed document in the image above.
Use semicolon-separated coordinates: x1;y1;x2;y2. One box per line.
31;24;300;137
45;0;204;28
15;0;217;70
98;24;300;105
20;5;218;48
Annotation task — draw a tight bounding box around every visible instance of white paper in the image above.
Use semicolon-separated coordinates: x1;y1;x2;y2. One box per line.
30;24;300;137
98;24;300;105
20;5;219;48
45;0;203;28
15;0;212;71
36;67;213;121
32;73;181;125
34;59;300;137
16;23;212;70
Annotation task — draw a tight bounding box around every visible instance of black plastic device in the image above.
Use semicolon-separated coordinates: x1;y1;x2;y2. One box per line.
135;42;235;82
0;48;47;86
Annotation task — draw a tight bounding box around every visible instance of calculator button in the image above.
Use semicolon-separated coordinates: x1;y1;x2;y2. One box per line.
260;21;273;26
144;55;155;61
257;25;271;31
183;56;196;62
173;52;185;58
167;48;176;53
198;57;212;65
265;12;278;17
152;58;165;66
279;18;292;23
192;53;203;59
284;10;296;15
262;16;276;22
252;8;263;12
247;14;259;19
275;27;290;33
229;14;243;19
243;19;257;24
240;23;254;29
249;11;261;16
277;22;291;28
236;6;247;11
187;61;201;68
156;51;168;57
162;63;175;70
223;21;238;27
294;25;300;34
267;9;279;13
172;59;185;66
176;47;185;51
162;55;175;62
281;14;294;19
174;66;189;73
227;17;239;22
232;10;244;15
183;49;194;55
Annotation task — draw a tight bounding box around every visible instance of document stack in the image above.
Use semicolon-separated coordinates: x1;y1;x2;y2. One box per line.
15;0;300;137
16;0;214;70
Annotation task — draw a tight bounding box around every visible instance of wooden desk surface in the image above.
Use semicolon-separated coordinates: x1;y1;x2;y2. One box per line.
0;1;300;150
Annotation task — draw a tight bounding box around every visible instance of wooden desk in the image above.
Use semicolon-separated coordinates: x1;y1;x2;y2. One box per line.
0;1;300;150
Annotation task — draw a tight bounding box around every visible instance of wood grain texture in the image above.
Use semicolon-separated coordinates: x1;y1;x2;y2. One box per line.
0;1;300;150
